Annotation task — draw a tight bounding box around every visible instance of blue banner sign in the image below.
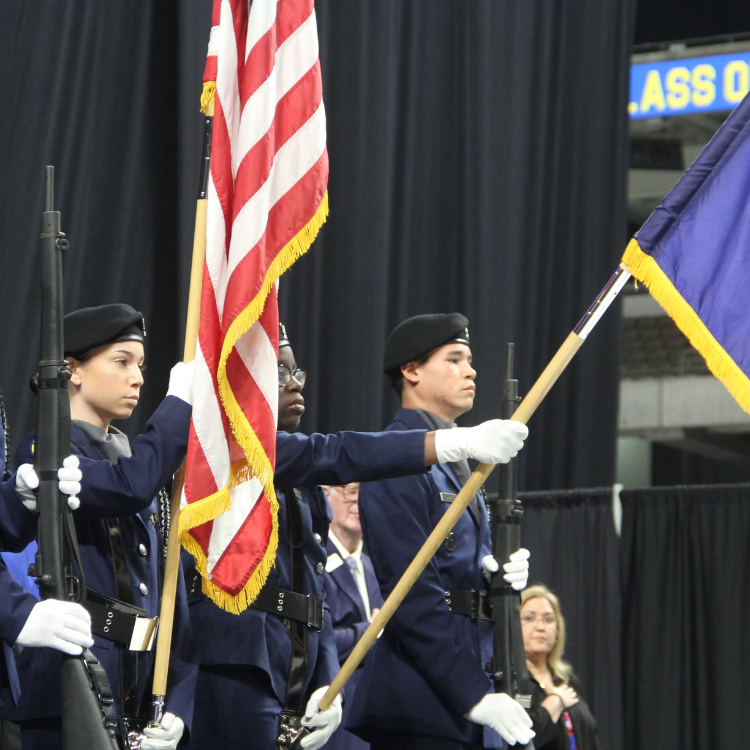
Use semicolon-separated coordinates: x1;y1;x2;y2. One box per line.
630;51;750;119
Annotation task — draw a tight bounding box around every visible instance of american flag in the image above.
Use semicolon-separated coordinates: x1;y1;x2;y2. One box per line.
179;0;328;613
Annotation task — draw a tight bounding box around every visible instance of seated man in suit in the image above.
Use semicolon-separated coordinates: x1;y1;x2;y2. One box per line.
322;481;383;750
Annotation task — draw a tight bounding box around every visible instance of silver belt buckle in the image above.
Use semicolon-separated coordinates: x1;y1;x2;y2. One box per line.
129;616;159;651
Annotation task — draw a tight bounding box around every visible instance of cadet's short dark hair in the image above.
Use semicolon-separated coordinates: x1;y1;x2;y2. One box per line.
390;352;432;396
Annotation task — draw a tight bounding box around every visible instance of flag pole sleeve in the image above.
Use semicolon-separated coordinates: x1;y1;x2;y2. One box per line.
151;102;214;709
315;262;631;713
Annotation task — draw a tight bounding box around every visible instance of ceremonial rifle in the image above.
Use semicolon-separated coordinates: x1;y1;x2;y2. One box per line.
32;166;119;750
488;343;534;748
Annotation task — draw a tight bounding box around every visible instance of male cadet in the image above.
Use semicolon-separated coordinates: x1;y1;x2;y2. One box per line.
321;481;383;750
185;323;529;750
348;313;535;750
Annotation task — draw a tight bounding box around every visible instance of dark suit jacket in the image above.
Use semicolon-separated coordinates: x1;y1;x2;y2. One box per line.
324;539;384;750
10;396;198;732
184;428;428;707
0;411;47;712
348;408;495;745
324;539;383;663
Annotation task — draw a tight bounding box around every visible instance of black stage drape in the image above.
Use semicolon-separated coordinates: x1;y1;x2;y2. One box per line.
0;0;634;492
520;488;624;750
620;484;750;750
281;0;635;491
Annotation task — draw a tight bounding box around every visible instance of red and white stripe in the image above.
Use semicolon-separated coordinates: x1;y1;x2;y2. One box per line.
180;0;328;612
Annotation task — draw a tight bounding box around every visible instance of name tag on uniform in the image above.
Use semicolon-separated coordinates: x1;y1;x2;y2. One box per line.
440;492;457;504
325;554;344;573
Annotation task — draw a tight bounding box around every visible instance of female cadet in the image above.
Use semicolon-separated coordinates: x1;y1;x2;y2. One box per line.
13;304;197;750
185;324;529;750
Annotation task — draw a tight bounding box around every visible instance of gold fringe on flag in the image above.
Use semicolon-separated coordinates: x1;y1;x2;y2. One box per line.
623;238;750;414
179;191;329;613
201;81;216;114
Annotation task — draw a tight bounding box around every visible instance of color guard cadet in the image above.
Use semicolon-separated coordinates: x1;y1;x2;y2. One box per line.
0;392;90;746
348;313;535;750
12;304;197;750
321;481;383;750
185;324;527;750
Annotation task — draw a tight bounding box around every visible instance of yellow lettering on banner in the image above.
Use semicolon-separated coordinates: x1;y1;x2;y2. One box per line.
665;67;691;110
724;60;750;104
640;70;666;113
692;64;716;107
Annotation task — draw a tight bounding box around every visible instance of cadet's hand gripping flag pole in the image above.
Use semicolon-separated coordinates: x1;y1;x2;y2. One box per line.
314;264;632;713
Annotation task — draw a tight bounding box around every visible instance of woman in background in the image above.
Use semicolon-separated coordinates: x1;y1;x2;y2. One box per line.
520;584;600;750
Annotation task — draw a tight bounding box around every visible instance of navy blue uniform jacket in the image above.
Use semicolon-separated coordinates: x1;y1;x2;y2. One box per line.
0;422;39;713
183;428;428;705
348;409;495;744
11;396;198;730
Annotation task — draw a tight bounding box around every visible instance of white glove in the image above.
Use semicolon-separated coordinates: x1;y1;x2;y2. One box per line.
59;455;82;510
15;457;83;511
300;687;343;749
15;464;39;510
141;712;185;750
465;693;535;746
166;361;195;405
482;548;530;590
15;599;94;656
434;420;528;465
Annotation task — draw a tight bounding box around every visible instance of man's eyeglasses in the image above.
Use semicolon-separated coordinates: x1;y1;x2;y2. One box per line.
520;613;556;626
332;485;359;501
278;364;307;387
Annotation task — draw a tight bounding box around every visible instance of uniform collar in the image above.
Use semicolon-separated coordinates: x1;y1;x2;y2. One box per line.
412;409;456;431
72;420;131;464
329;529;363;564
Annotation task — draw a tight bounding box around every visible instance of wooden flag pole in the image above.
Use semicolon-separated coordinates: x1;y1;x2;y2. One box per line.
150;102;214;718
316;263;632;712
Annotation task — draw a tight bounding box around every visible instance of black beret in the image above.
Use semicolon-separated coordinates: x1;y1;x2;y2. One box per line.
279;322;291;348
64;304;146;358
384;313;470;375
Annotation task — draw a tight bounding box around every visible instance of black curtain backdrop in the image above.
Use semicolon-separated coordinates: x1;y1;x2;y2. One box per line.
520;488;624;750
0;0;634;493
620;484;750;750
635;1;750;45
280;0;634;490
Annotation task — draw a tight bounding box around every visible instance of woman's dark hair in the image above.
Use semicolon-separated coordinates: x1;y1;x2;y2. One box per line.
29;349;96;395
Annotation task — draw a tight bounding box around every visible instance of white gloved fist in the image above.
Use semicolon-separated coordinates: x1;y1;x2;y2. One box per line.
300;687;343;750
15;464;39;510
465;693;535;746
482;549;530;590
15;457;82;511
16;599;94;656
141;712;185;750
167;361;195;406
59;455;82;510
434;420;528;465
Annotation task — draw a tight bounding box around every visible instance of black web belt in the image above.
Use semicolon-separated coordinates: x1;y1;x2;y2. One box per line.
446;589;493;620
185;570;323;631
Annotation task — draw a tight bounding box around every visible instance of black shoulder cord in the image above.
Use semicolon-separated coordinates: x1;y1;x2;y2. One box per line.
0;389;10;482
